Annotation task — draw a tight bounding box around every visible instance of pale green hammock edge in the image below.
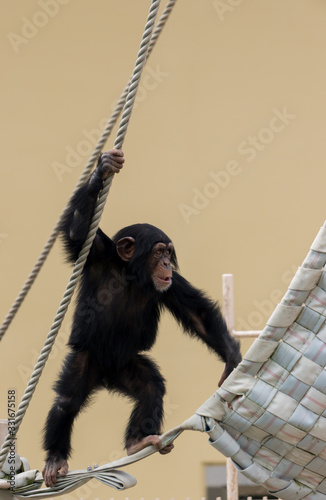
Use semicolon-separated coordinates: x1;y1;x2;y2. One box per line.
3;223;326;499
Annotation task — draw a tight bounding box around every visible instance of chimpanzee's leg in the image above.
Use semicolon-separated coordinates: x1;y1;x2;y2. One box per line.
109;354;171;455
42;350;101;487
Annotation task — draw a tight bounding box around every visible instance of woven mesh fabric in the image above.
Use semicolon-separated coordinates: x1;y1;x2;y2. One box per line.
196;222;326;500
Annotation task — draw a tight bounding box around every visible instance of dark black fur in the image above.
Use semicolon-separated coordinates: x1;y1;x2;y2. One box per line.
43;157;241;464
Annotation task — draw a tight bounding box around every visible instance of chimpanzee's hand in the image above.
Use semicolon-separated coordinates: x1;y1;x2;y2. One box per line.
218;363;233;387
99;149;125;179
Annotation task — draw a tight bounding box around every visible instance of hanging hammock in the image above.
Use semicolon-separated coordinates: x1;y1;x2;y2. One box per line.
193;221;326;500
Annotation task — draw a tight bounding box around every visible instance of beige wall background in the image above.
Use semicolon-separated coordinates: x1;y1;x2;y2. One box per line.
1;1;326;498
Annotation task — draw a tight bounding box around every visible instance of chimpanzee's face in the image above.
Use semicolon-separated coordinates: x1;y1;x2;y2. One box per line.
149;242;174;292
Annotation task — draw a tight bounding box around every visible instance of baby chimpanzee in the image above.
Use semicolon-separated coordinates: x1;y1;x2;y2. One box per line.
42;149;241;487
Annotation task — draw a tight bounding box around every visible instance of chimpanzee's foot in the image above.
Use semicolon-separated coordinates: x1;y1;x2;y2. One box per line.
127;435;174;455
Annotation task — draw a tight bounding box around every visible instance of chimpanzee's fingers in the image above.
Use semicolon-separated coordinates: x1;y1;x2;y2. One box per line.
107;162;124;174
42;466;55;488
104;153;125;162
111;157;125;166
102;149;124;158
102;158;122;168
101;156;124;167
101;159;124;173
110;167;122;174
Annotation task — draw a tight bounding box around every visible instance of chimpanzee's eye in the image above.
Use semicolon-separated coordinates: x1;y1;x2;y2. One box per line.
155;249;163;258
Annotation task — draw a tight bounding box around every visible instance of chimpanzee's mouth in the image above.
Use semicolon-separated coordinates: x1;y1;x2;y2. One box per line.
153;274;172;292
158;276;172;284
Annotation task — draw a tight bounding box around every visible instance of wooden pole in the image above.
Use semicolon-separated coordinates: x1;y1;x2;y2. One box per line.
222;274;239;500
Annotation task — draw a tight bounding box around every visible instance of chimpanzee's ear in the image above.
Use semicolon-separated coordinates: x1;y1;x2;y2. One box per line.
116;237;135;261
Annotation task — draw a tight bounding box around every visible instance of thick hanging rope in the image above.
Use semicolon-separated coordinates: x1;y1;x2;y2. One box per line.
0;0;161;471
0;0;177;342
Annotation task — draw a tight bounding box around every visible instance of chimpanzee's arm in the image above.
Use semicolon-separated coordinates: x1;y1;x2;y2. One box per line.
163;272;241;386
59;150;124;263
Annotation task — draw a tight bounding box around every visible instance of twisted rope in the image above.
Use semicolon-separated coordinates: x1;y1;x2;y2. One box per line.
0;0;177;342
0;0;162;471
